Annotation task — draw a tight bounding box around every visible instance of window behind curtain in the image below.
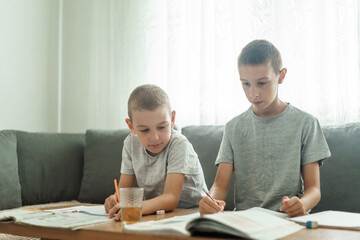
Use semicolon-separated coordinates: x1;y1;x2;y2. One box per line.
84;0;360;129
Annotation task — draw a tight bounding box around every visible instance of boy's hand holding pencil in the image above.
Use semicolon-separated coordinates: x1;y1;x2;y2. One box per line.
104;179;121;220
199;188;226;215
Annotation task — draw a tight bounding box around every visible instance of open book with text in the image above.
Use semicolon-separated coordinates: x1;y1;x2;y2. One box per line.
124;207;303;240
0;205;112;230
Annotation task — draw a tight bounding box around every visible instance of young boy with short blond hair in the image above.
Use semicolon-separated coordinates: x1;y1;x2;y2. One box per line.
199;40;331;217
105;84;207;220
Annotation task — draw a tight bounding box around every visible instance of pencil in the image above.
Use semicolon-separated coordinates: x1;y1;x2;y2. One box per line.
114;179;120;203
202;187;217;203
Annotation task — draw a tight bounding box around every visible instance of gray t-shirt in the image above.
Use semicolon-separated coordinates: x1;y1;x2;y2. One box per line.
121;130;207;208
215;104;331;211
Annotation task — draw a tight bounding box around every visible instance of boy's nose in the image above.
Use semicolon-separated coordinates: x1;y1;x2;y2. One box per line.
150;131;160;141
250;86;259;98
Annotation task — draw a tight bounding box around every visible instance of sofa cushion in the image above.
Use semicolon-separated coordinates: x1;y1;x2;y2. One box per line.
0;131;22;210
313;123;360;213
78;129;130;204
15;131;84;205
181;125;235;211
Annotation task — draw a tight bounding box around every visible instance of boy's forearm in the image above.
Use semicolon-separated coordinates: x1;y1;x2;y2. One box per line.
211;163;233;201
301;161;321;212
210;184;228;201
300;186;321;212
141;193;179;215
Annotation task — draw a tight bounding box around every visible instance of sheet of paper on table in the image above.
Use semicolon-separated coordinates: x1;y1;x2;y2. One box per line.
290;210;360;230
0;205;112;230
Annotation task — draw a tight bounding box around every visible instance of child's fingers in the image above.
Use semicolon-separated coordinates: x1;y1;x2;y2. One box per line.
104;198;112;213
287;197;302;208
217;200;226;207
107;203;121;219
199;196;223;215
204;196;222;211
205;196;224;211
279;196;291;211
280;197;306;216
104;194;118;213
285;202;306;217
284;198;306;217
282;196;290;204
110;195;118;205
285;203;301;213
115;210;122;221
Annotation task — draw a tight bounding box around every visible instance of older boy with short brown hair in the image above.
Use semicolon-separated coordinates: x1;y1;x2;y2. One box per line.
199;40;331;217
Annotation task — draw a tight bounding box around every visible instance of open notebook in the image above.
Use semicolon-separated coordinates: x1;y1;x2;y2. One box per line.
124;207;303;240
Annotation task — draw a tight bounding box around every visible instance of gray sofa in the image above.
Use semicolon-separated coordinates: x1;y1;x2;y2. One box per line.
0;123;359;213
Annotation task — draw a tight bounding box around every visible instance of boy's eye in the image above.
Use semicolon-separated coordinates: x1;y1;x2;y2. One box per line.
258;82;266;85
242;82;250;86
158;126;166;130
140;129;149;133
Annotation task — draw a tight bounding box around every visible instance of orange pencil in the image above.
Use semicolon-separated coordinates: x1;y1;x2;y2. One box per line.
114;179;120;203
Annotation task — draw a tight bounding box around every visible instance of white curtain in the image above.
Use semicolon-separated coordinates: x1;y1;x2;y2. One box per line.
86;0;360;129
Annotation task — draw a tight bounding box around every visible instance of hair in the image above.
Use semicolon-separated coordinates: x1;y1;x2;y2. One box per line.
127;84;172;120
237;39;282;74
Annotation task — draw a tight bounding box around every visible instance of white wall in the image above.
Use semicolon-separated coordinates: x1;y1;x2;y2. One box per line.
0;0;60;132
0;0;95;133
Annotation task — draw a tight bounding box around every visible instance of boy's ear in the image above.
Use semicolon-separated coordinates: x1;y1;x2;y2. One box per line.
278;68;287;84
125;118;136;134
170;111;176;128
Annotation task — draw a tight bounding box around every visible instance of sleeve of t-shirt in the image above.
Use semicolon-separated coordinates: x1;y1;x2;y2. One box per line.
120;135;135;175
215;124;234;166
301;118;331;166
167;139;199;175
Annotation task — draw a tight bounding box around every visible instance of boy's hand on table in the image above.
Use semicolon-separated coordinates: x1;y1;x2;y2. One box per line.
279;196;306;217
199;196;225;215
